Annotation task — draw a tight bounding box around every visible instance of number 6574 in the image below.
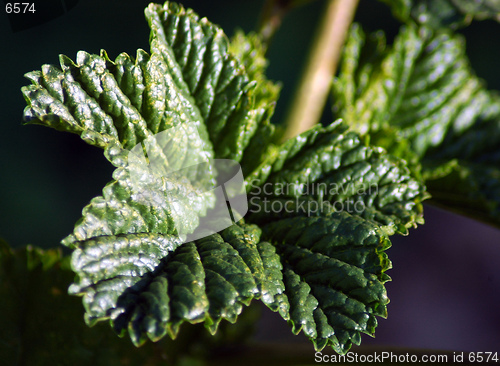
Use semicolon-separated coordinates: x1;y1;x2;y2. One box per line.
5;3;36;14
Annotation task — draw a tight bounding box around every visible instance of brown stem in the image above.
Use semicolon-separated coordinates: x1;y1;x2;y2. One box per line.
257;0;291;46
282;0;359;140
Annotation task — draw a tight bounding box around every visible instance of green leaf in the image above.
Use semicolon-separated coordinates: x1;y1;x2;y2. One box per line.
23;50;211;157
21;0;281;347
380;0;500;29
246;122;426;236
67;213;394;356
240;123;423;354
228;30;282;176
22;48;220;243
333;24;500;225
422;120;500;224
333;24;490;157
20;1;427;356
228;31;281;108
0;240;264;365
145;2;280;164
68;222;287;347
260;213;391;355
22;2;281;166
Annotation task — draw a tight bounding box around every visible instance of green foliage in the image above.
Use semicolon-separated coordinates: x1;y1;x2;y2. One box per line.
18;1;427;357
381;0;500;29
246;121;425;236
0;239;161;365
332;22;500;226
0;239;264;365
228;30;282;175
69;222;268;346
145;2;280;164
13;0;500;361
261;213;391;354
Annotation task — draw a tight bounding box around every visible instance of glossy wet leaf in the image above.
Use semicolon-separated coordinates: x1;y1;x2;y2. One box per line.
146;2;280;163
20;0;280;347
333;24;500;225
260;212;391;355
21;1;285;346
0;240;265;365
247;122;426;236
20;0;426;356
69;222;285;346
68;215;394;355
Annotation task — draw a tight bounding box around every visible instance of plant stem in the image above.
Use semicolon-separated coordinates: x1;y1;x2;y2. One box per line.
258;0;288;46
282;0;359;140
257;0;320;48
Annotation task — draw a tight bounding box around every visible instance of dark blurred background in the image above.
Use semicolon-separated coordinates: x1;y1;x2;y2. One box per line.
1;0;499;356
